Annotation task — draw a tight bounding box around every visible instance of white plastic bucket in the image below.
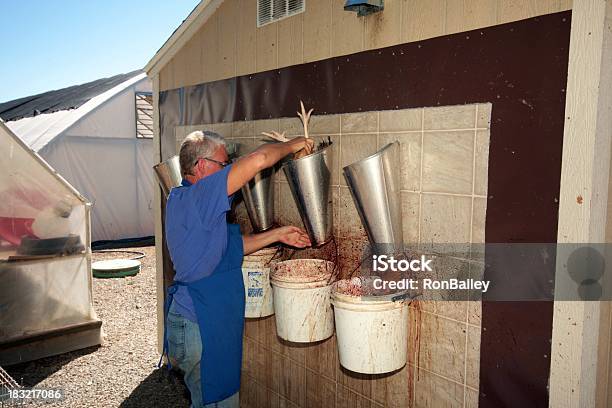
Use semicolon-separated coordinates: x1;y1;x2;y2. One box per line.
242;247;280;318
270;259;335;342
331;280;409;374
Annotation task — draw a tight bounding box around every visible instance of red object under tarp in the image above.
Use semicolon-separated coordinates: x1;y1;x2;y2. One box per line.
0;217;37;246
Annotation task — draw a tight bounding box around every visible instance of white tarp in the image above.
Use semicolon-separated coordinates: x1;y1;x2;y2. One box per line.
43;136;154;241
0;122;87;248
0;119;97;343
7;74;155;242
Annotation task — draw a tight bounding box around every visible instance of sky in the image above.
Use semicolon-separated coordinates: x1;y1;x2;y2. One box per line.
0;0;200;103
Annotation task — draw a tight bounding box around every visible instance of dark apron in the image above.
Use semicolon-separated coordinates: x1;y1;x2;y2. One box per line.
161;223;245;404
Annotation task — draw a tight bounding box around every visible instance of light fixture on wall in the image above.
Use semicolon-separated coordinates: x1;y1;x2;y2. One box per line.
344;0;384;16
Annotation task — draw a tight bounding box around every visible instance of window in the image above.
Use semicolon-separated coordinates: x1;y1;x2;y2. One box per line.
135;92;153;139
257;0;305;27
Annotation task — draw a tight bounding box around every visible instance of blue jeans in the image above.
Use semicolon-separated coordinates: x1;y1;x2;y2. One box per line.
167;302;239;408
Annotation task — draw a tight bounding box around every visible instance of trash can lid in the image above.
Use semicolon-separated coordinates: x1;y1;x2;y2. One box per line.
92;259;141;278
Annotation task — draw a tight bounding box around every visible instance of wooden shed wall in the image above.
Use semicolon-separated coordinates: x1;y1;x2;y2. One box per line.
158;0;572;92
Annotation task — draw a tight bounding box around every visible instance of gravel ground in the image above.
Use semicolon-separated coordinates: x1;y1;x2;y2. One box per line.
6;246;191;407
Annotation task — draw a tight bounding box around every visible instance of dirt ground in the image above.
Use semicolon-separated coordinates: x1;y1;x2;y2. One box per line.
6;246;191;407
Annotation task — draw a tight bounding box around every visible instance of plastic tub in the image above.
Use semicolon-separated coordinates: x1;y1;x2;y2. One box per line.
245;246;279;263
332;278;409;374
270;259;335;342
242;247;281;318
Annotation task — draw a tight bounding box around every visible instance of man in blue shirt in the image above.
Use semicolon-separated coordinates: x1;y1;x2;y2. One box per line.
164;130;313;408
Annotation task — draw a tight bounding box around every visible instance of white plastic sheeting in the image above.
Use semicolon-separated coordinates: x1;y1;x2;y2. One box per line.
6;110;74;152
0;256;94;338
7;74;154;242
0;120;98;352
0;122;86;251
43;136;154;242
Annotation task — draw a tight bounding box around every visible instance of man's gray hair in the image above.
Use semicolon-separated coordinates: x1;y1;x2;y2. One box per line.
179;130;226;177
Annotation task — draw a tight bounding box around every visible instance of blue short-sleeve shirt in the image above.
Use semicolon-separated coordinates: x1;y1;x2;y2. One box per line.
165;165;234;321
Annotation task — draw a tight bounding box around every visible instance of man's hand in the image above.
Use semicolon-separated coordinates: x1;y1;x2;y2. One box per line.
242;225;312;255
287;137;315;157
228;137;315;195
276;226;311;248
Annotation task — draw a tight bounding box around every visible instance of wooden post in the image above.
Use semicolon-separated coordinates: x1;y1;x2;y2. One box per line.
550;1;612;407
152;74;165;354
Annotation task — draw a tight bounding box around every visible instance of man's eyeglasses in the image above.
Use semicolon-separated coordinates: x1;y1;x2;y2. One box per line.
196;157;230;168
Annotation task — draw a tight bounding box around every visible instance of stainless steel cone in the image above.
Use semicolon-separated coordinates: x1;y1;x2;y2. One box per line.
343;142;403;253
153;155;182;197
282;145;334;246
242;167;275;232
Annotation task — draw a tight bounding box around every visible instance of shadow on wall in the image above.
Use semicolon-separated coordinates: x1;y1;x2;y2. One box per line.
119;368;189;408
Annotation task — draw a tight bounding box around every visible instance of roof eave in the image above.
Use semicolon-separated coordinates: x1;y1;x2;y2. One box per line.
145;0;224;77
